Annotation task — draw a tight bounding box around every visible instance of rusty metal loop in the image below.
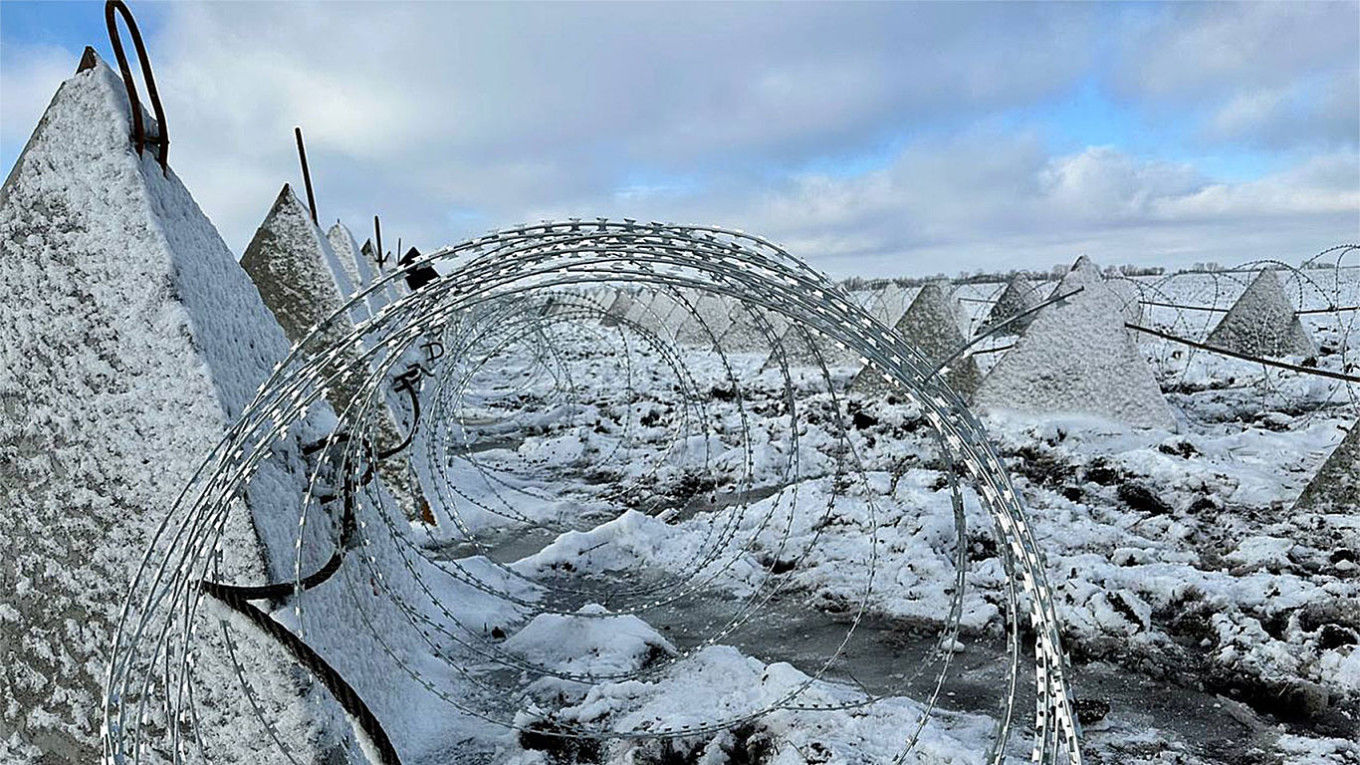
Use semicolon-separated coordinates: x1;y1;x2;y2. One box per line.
105;0;168;172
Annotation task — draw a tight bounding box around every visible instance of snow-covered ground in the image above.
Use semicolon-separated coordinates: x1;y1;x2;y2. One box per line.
9;31;1354;765
381;267;1358;764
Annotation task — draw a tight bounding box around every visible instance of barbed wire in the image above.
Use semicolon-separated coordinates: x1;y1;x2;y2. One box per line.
105;220;1082;764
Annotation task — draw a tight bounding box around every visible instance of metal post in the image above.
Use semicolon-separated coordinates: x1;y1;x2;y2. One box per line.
374;216;385;269
294;127;318;226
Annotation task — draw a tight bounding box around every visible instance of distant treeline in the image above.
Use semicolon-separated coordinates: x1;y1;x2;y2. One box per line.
839;255;1358;290
840;263;1167;290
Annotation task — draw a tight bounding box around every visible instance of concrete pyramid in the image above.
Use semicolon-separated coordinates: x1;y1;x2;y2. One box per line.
633;289;681;334
870;285;916;328
1206;269;1316;357
762;286;879;369
674;293;736;346
852;282;980;397
974;276;1175;430
1049;255;1103;298
242;188;422;516
360;237;404;306
538;290;572;317
544;286;608;318
643;287;692;336
327;221;382;319
242;186;367;406
718;294;789;352
983;275;1042;333
326;222;370;295
600;288;635;326
621;288;661;327
0;58;340;761
773;315;861;369
1049;255;1141;327
1294;420;1360;512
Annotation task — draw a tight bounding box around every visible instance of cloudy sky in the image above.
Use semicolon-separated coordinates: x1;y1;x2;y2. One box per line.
2;1;1356;277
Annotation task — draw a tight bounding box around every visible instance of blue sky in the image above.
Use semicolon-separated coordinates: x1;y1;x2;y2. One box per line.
2;1;1356;276
1;0;165;171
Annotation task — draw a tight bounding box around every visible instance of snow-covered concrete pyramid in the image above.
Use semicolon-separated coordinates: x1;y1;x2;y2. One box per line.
674;293;736;346
1049;255;1103;297
852;282;981;397
1295;421;1360;512
763;287;879;369
621;288;661;328
242;188;421;515
242;186;369;409
360;237;405;306
1206;269;1316;358
631;289;681;334
773;314;862;369
0;58;340;761
974;273;1176;430
327;221;382;318
632;289;682;341
600;288;634;326
870;284;915;328
983;275;1042;333
714;293;789;352
1048;255;1141;327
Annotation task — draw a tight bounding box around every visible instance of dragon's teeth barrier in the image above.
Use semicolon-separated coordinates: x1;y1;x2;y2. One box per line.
105;221;1083;764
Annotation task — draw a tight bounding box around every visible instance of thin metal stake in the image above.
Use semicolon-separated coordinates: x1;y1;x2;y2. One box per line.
294;127;318;226
374;216;385;269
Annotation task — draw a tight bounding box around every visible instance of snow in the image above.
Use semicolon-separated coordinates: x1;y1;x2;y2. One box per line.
852;281;980;398
0;58;342;761
6;54;1359;765
974;273;1177;430
393;261;1358;759
1295;418;1359;512
983;275;1042;333
532;645;997;764
502;603;676;678
1206;269;1318;358
326;221;384;319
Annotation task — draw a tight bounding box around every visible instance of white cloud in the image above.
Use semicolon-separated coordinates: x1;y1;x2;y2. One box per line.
1;2;1355;278
0;41;76;167
1114;2;1359;149
127;1;1101;252
537;134;1357;277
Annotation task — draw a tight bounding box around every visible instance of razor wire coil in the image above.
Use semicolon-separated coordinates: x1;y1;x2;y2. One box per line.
105;220;1084;764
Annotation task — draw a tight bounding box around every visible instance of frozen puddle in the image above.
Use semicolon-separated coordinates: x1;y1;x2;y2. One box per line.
637;591;1290;763
460;537;1355;763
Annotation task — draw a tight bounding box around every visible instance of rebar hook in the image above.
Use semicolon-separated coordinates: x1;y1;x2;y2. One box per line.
105;0;168;173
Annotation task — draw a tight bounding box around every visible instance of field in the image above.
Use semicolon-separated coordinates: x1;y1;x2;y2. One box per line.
356;262;1360;763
